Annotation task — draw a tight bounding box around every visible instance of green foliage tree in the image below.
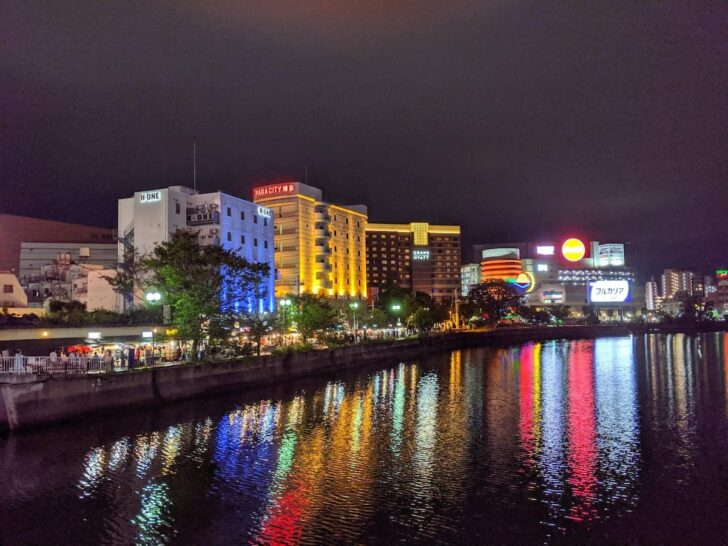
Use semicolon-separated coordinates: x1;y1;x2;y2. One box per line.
466;280;524;324
519;306;552;325
103;246;143;310
291;294;339;342
549;305;571;322
409;307;435;332
142;230;269;352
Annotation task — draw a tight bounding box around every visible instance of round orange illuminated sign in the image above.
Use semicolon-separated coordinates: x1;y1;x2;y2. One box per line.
562;238;586;262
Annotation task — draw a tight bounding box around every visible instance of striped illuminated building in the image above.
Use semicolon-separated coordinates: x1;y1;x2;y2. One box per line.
366;222;461;303
253;182;367;300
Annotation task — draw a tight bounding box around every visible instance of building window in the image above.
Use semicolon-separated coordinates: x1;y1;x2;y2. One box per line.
227;207;231;216
240;211;245;220
227;232;232;241
175;202;181;214
2;285;12;293
264;240;268;249
254;215;258;224
241;234;246;244
264;218;267;227
254;238;258;247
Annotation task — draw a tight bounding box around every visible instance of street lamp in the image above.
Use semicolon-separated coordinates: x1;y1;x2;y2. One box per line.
390;303;402;336
279;298;292;344
145;291;162;364
349;301;359;339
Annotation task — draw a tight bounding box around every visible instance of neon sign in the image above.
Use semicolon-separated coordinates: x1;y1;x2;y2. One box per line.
257;206;272;218
253;183;297;200
412;249;431;260
716;269;728;280
588;280;630;303
562;238;586;262
536;245;555;255
507;271;535;293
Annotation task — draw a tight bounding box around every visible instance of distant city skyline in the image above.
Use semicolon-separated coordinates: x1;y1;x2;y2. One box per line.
2;2;726;279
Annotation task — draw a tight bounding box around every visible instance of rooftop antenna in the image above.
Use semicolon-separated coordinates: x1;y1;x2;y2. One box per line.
193;142;197;190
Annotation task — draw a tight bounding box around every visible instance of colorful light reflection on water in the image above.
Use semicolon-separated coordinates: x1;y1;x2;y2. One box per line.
1;333;728;544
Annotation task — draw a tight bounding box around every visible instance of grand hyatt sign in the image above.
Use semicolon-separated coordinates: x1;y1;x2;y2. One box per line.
253;183;297;200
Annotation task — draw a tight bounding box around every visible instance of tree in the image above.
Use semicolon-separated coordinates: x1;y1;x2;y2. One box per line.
245;315;273;356
409;307;435;332
142;230;269;353
291;294;339;342
549;305;571;322
467;280;524;323
103;246;144;310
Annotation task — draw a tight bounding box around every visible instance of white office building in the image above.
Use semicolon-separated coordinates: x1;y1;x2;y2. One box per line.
118;186;275;313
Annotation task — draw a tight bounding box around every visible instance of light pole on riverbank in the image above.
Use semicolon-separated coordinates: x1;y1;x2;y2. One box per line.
349;301;359;339
279;298;292;344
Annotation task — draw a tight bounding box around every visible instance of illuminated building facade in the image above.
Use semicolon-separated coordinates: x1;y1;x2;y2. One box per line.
366;222;461;303
461;263;480;296
645;279;661;311
660;268;696;301
119;186;275;313
253;182;367;299
473;238;640;313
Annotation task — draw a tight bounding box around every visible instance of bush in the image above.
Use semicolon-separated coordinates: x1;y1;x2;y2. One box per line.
271;342;315;356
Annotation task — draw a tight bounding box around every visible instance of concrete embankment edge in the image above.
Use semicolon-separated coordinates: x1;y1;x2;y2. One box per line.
1;324;725;432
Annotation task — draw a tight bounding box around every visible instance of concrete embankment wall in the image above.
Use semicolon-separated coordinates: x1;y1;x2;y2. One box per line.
0;339;435;433
1;324;726;433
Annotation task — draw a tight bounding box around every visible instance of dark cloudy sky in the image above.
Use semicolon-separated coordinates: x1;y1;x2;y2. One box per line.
2;1;727;278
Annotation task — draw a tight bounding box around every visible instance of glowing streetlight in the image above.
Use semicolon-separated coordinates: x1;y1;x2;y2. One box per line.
145;291;162;303
279;298;292;343
349;301;360;337
390;303;402;330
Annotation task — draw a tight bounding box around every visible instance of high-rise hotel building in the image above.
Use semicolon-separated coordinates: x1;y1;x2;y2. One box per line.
118;185;276;313
365;222;461;303
252;182;367;300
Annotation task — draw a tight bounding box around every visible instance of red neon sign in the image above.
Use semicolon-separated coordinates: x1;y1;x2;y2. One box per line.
253;182;297;200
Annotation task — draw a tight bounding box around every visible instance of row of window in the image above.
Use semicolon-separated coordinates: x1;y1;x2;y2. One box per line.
226;232;268;248
226;206;268;226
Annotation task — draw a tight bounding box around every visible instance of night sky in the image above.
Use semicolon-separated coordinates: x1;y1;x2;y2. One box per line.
2;2;727;279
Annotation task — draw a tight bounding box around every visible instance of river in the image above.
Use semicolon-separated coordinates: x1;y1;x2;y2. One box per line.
1;333;727;544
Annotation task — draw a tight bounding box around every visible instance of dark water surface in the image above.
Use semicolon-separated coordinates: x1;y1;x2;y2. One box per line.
2;333;728;545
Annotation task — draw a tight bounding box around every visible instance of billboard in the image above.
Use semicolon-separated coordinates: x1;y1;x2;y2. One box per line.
588;280;631;303
253;182;298;200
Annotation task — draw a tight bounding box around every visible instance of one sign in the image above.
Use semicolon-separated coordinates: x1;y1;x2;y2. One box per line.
536;245;555;256
139;191;161;203
87;332;102;340
257;206;272;218
588;280;631;303
142;331;154;339
253;183;297;200
412;249;431;260
562;238;586;262
716;269;728;280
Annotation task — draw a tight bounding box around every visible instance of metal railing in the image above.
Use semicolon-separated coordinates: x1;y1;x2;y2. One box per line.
0;356;113;375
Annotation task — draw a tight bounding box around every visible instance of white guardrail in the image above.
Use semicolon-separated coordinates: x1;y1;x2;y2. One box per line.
0;356;112;374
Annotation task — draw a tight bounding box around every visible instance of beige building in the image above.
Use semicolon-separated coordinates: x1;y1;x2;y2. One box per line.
253;182;367;299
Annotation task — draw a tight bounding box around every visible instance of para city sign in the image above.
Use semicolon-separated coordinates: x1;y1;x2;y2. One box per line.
253;183;297;200
588;280;631;303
